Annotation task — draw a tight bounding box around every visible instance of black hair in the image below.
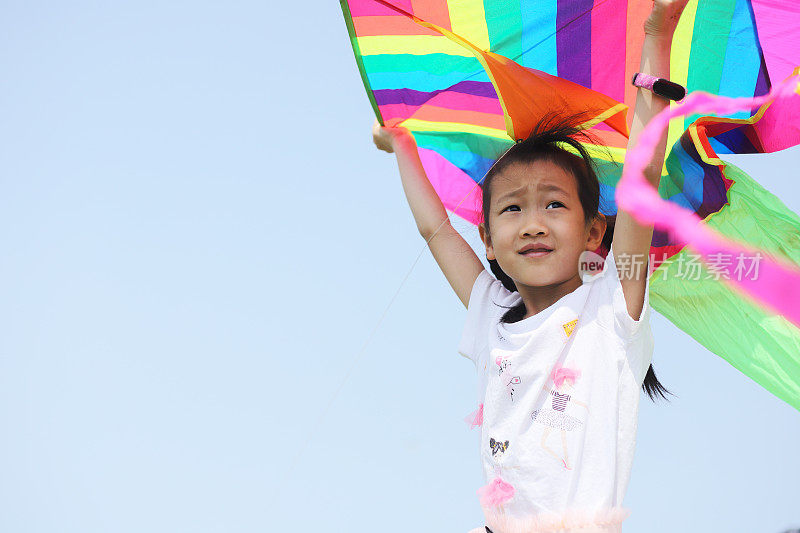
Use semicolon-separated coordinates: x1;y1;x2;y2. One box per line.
479;113;672;402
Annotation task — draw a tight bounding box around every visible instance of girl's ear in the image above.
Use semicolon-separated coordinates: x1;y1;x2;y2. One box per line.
586;213;607;250
479;223;496;261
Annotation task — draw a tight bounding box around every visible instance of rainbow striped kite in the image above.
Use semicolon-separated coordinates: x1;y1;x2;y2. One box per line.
340;0;800;410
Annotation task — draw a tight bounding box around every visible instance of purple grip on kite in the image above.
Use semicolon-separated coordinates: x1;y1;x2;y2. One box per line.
632;73;658;91
632;73;687;101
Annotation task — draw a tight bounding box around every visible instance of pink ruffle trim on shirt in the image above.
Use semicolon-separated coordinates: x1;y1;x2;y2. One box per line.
478;506;631;533
464;403;484;429
477;476;515;507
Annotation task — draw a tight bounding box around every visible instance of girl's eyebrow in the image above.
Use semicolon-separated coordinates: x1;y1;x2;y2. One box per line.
495;183;569;204
495;185;526;204
538;183;569;195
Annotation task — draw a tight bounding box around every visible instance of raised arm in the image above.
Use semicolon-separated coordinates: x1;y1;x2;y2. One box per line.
612;0;690;322
372;120;485;308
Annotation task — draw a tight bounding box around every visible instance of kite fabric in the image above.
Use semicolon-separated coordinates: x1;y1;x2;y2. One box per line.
621;76;800;328
623;75;800;412
339;0;800;410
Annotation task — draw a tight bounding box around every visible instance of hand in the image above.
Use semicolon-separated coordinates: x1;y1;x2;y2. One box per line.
644;0;691;37
371;119;410;154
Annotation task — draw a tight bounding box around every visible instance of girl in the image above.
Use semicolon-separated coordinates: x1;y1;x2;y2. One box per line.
372;1;686;531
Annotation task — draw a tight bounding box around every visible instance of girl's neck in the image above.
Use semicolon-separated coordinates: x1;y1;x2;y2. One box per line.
516;274;584;319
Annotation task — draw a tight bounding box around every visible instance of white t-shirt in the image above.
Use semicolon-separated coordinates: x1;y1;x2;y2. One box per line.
459;244;654;532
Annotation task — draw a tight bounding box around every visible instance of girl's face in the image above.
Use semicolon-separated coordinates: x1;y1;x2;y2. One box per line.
480;159;604;290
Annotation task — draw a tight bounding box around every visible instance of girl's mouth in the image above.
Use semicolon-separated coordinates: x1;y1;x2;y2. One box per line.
521;250;552;258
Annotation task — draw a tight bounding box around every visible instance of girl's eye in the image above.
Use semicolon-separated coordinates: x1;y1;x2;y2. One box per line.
501;201;563;213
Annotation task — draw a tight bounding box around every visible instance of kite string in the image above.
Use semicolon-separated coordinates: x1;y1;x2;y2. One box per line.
271;169;485;509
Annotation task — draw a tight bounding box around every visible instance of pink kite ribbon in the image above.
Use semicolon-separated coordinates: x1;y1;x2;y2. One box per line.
619;73;800;328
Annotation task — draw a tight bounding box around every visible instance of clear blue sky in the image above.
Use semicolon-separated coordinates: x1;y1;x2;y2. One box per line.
1;2;798;532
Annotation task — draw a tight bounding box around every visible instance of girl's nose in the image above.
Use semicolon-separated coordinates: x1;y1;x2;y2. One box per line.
520;214;547;237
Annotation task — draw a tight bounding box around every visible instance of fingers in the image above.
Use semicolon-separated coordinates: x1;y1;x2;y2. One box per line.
371;120;395;153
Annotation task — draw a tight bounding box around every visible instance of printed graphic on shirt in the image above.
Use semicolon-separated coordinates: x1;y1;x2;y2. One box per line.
504;375;521;400
489;437;510;458
495;355;510;375
531;365;589;470
561;318;578;340
549;390;572;411
495;355;521;401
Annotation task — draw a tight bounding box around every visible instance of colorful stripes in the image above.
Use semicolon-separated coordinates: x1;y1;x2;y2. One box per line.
591;0;626;103
519;0;558;75
347;0;413;17
447;0;490;52
340;0;800;410
340;0;794;231
718;0;762;107
556;0;593;87
751;0;800;83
